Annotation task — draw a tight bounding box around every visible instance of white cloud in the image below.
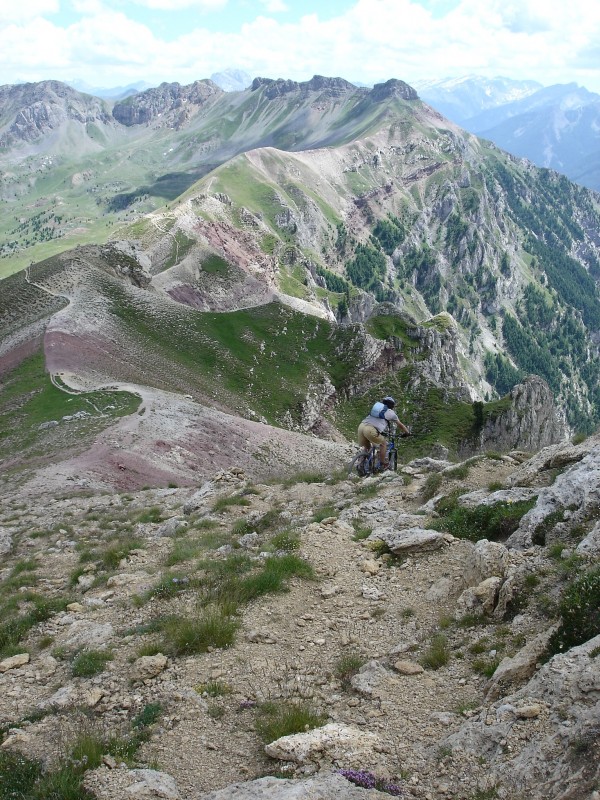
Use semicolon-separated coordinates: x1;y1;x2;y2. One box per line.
260;0;288;11
1;0;600;93
128;0;227;9
0;0;59;24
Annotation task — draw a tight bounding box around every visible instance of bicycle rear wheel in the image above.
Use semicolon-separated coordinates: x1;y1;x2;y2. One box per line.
388;449;398;471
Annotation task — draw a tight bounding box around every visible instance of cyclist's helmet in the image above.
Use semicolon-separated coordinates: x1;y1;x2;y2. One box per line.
382;396;396;408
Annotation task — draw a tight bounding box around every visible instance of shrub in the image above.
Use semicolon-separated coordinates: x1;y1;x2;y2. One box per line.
207;702;225;719
471;657;500;677
420;634;450;670
547;567;600;655
101;537;143;569
132;703;162;729
159;608;239;656
136;507;163;524
255;700;327;743
430;498;536;542
352;525;373;541
212;495;251;512
421;472;442;501
195;681;231;698
334;652;365;688
311;505;336;523
71;649;113;677
0;750;42;798
268;530;300;552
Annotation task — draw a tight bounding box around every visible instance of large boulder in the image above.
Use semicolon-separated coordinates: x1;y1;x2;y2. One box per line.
507;446;600;549
462;539;511;586
368;527;445;554
264;723;380;771
576;521;600;558
508;431;600;488
457;488;538;509
197;774;393;799
84;768;180;799
442;635;600;800
485;625;559;699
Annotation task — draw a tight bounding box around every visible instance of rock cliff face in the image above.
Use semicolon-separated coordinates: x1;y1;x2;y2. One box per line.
112;80;222;127
0;81;113;147
250;75;360;100
370;78;419;102
468;375;566;455
407;314;472;401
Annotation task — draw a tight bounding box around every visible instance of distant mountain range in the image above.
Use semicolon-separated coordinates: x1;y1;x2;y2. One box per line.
67;69;253;99
1;74;599;438
413;75;543;125
417;76;600;192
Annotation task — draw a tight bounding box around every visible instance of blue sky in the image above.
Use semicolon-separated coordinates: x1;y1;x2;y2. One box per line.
1;0;599;92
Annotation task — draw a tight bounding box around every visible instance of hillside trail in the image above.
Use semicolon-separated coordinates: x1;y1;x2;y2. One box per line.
1;453;522;800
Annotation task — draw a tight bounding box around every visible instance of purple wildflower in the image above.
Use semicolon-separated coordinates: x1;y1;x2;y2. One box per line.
337;768;405;797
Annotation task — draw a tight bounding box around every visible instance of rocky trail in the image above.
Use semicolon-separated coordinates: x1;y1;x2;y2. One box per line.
1;434;599;800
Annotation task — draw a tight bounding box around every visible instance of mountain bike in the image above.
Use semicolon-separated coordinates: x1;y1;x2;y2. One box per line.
347;431;408;477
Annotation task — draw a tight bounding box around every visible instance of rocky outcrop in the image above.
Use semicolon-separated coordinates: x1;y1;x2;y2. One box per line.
442;635;600;800
370;78;419;102
112;80;222;126
507;444;600;548
0;80;113;147
265;723;381;770
462;375;566;456
408;315;472;401
250;75;358;100
197;774;392;799
84;768;181;799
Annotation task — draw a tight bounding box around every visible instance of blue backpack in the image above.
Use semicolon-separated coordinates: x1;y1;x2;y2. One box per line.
370;402;388;419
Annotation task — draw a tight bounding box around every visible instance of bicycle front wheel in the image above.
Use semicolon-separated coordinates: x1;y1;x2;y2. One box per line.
389;449;398;471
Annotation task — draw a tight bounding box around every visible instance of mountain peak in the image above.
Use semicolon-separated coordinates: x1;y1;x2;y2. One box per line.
112;79;223;127
250;75;357;99
370;78;419;102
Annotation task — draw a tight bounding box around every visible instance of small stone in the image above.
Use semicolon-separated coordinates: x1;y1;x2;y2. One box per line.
361;586;386;601
67;602;85;613
515;703;543;719
83;688;105;707
0;653;30;673
1;731;31;748
361;559;380;576
320;584;339;598
393;660;424;675
131;654;168;682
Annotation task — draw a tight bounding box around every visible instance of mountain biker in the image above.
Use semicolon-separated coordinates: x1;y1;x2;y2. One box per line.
357;396;410;470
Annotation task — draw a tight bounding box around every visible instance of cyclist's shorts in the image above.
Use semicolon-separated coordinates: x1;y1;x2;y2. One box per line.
358;422;386;447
